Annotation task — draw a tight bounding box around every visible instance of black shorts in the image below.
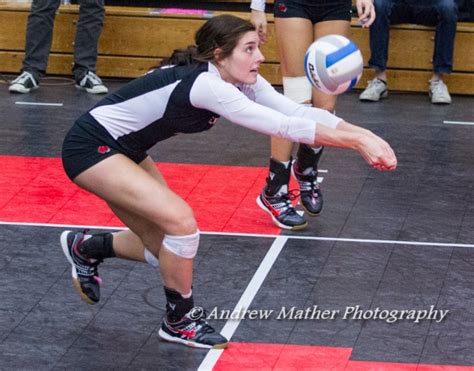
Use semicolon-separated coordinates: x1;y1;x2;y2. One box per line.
274;0;352;23
62;117;147;181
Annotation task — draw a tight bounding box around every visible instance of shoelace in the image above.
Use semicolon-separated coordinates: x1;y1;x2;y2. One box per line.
431;81;447;95
367;79;386;91
294;169;320;195
85;72;103;86
73;251;103;279
270;190;300;215
74;229;103;282
170;307;214;337
188;308;216;335
13;72;36;86
88;259;103;284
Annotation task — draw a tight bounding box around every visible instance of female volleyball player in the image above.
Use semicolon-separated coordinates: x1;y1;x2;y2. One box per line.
60;15;395;349
251;0;376;230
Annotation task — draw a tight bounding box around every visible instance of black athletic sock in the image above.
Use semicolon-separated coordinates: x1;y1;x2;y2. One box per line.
164;287;194;323
78;232;116;260
264;158;291;197
295;145;324;172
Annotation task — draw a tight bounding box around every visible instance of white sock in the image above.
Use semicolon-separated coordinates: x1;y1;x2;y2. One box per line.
144;248;159;267
280;160;291;168
181;289;192;299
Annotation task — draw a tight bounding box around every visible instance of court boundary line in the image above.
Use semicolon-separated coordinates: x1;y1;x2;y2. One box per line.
15;101;64;107
198;236;288;370
443;120;474;126
0;221;473;248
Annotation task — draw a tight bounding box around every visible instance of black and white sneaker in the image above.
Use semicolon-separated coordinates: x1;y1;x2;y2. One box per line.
257;190;307;230
159;307;228;349
292;163;323;216
9;71;39;93
75;71;108;94
60;231;102;304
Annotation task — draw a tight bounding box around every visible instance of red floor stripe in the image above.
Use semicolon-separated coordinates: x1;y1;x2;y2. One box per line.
0;156;281;234
346;360;418;370
214;342;352;370
214;343;474;370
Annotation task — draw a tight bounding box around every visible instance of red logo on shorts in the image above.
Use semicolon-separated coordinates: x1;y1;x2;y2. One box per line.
98;145;111;154
278;3;287;12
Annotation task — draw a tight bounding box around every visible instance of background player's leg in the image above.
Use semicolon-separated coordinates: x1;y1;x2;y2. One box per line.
257;17;314;230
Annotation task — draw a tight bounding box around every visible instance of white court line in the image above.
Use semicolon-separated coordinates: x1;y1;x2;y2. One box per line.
197;236;288;371
15;101;63;107
443;120;474;126
0;220;473;248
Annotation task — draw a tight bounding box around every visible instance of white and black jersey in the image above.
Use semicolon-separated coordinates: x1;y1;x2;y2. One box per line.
63;62;342;180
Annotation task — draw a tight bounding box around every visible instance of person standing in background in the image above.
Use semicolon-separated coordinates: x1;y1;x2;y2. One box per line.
359;0;457;104
9;0;108;94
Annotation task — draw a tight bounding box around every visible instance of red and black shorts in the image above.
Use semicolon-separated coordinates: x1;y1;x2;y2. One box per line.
62;117;147;181
274;0;352;23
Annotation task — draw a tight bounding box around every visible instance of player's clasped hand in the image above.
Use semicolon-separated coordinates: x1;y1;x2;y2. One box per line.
358;135;397;171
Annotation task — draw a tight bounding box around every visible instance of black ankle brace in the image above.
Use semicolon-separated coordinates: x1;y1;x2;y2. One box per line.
265;158;292;197
164;287;194;323
78;233;115;260
296;145;324;172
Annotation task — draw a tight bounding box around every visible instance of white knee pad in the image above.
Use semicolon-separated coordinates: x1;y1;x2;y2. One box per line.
144;248;160;267
283;76;312;104
163;230;200;259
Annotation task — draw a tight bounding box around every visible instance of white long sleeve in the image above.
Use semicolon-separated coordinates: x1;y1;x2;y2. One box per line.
249;75;343;129
250;0;265;11
190;72;316;144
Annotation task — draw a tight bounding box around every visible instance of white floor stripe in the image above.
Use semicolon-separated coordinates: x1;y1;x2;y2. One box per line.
443;120;474;126
197;236;288;371
15;101;63;107
0;220;472;248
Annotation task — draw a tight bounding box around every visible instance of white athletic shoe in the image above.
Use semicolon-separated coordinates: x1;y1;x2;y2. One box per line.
429;80;452;104
359;78;388;102
76;71;108;94
9;71;39;94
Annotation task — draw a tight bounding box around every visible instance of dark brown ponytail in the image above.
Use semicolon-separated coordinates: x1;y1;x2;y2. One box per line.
159;45;198;67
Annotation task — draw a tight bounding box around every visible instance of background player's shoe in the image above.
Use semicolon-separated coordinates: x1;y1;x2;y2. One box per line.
429;79;452;104
60;231;102;304
9;71;39;93
257;190;307;230
292;163;323;216
359;78;388;101
159;307;228;349
75;71;108;94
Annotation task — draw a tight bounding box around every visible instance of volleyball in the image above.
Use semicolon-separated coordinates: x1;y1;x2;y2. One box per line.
304;35;363;95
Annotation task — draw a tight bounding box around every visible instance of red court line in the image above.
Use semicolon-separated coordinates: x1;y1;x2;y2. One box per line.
214;342;352;370
215;342;474;370
0;156;282;234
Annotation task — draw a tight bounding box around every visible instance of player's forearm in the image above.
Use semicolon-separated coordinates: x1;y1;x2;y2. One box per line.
313;123;365;150
336;120;373;137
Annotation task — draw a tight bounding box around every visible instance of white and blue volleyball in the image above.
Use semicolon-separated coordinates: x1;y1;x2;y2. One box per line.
304;35;363;95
